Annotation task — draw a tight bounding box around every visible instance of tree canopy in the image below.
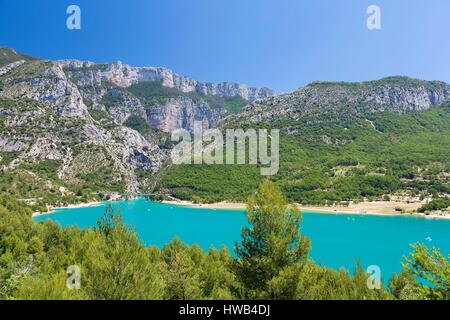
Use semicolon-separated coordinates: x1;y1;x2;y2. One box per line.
0;184;448;300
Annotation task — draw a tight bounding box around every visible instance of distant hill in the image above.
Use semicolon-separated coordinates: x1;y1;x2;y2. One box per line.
158;77;450;205
228;76;450;128
0;48;272;206
1;47;449;207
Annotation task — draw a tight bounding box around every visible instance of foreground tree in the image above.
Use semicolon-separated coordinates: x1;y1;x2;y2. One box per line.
234;180;311;299
0;192;446;300
388;270;421;300
295;262;391;300
80;206;166;299
160;238;204;300
403;243;450;300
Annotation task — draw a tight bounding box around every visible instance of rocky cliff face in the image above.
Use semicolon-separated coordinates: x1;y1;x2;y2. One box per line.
0;47;273;194
58;60;274;102
228;77;450;128
2;46;450;197
52;58;272;134
146;97;226;132
0;59;89;117
0;50;168;194
58;59;273;133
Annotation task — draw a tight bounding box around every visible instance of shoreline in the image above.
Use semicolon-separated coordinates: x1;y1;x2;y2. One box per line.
32;201;103;218
31;199;450;221
162;200;450;220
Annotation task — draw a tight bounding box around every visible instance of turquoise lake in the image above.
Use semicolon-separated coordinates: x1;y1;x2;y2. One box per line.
34;199;450;282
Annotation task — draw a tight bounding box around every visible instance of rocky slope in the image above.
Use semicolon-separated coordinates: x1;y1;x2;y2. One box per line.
58;59;274;101
2;46;450;201
0;47;273;196
159;77;450;203
58;59;273;133
227;77;450;129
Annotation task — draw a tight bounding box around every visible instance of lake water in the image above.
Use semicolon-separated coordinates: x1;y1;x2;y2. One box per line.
34;199;450;281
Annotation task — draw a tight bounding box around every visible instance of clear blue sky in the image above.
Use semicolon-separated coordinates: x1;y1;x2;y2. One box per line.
1;0;449;93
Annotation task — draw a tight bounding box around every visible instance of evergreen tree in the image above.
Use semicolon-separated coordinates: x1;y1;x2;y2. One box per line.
81;208;165;300
389;270;421;300
234;180;311;299
199;247;237;299
403;243;450;300
161;238;204;300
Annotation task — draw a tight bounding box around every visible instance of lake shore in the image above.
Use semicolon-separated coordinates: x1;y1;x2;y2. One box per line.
31;199;450;221
162;200;450;220
32;201;103;218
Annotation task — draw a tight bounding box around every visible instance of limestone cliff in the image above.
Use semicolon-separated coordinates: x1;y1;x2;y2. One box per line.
229;77;450;128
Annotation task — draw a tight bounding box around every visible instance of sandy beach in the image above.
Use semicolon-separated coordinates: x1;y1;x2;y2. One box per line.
162;200;450;220
31;199;450;221
32;201;103;218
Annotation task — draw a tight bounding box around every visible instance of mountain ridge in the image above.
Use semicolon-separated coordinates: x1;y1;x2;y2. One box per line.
225;75;450;130
1;47;450;207
158;78;450;204
58;59;275;102
1;47;274;102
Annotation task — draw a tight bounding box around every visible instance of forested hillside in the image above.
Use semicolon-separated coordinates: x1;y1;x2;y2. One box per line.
1;47;450;210
1;182;447;300
158;89;450;206
0;47;267;207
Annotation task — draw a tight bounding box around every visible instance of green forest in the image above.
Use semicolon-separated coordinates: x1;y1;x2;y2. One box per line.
157;105;450;207
0;181;448;300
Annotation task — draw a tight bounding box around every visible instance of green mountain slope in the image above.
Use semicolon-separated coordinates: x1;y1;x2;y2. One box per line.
157;97;450;205
1;47;450;209
0;48;261;208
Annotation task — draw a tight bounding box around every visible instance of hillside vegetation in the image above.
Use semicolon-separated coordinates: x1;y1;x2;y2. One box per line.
0;48;262;203
158;104;450;205
1;181;447;300
1;48;449;211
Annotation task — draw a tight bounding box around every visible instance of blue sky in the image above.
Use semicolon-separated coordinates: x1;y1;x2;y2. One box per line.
1;0;449;93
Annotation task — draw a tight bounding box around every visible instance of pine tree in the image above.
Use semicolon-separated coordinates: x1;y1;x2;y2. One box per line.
234;180;311;299
403;243;450;300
